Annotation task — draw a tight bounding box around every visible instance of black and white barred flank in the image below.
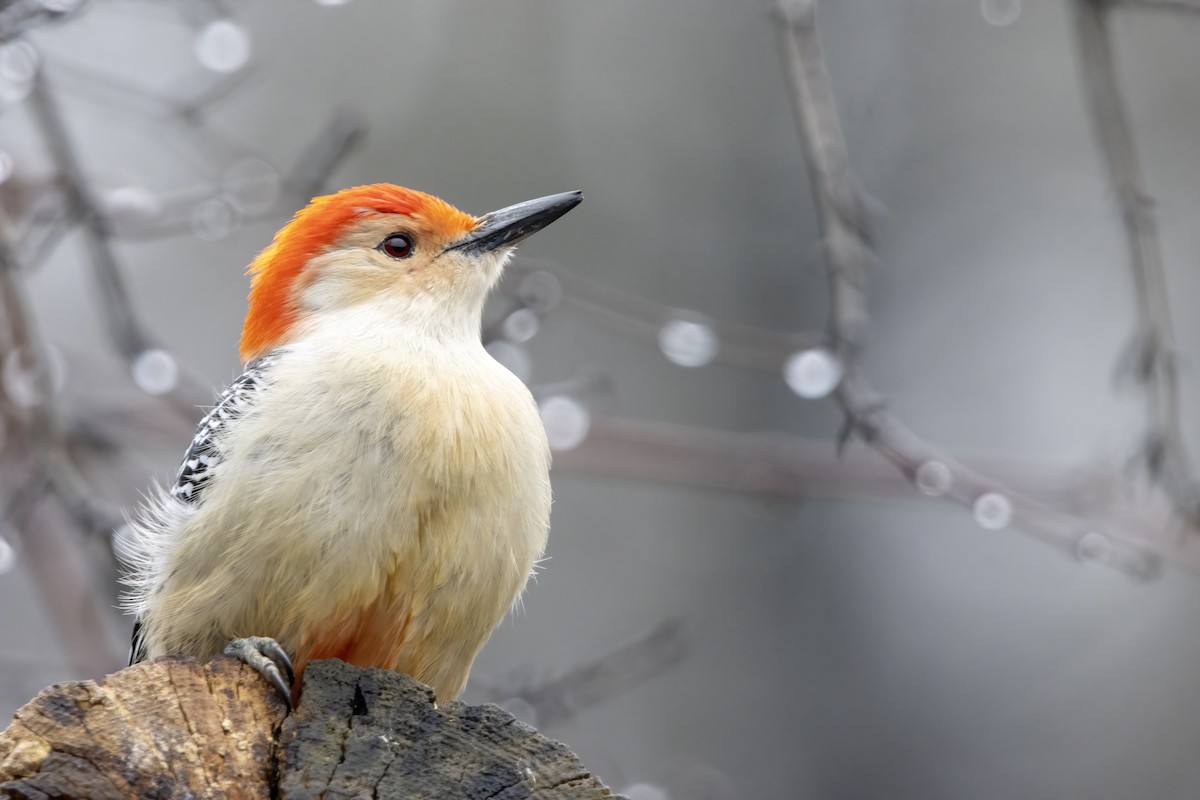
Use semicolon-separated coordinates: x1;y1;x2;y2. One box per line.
126;352;280;664
171;353;280;505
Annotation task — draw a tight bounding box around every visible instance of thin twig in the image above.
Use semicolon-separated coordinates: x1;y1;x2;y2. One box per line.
0;229;124;536
776;0;1161;578
286;111;367;203
475;620;687;729
0;238;123;676
556;417;1078;503
555;417;1200;577
19;499;125;677
0;0;87;40
14;190;72;271
509;258;825;372
102;113;366;242
25;71;211;420
1115;0;1200;12
26;72;155;361
1071;0;1200;526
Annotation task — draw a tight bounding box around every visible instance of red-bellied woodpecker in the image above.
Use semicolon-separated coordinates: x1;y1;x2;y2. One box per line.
121;184;582;707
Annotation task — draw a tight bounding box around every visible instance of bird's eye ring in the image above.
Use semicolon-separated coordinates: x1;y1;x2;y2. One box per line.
379;233;414;259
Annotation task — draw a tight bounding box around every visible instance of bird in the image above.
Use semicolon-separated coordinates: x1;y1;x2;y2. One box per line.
120;183;582;708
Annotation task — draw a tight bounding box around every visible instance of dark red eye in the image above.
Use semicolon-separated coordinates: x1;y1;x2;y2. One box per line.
379;233;414;259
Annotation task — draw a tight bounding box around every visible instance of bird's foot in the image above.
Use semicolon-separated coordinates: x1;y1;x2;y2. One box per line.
224;636;295;712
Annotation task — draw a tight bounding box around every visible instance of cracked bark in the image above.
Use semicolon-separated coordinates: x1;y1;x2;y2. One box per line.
0;658;619;800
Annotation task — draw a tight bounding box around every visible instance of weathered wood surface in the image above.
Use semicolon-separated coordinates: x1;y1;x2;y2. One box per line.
0;657;620;799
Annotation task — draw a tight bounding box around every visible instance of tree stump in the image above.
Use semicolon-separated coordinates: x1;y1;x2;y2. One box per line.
0;657;621;799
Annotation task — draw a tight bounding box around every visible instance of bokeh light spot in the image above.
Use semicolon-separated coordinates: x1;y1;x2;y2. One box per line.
194;20;251;74
501;308;540;344
1076;532;1114;566
622;784;669;800
539;395;590;451
973;492;1012;530
0;534;15;575
498;697;539;728
190;197;239;241
223;158;280;214
485;341;531;383
659;318;717;368
915;460;953;497
783;348;842;399
0;150;13;186
132;349;179;396
517;271;562;313
981;0;1020;27
103;185;162;224
0;41;39;104
3;344;65;408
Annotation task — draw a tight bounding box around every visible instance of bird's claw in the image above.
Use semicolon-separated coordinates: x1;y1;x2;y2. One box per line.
225;636;295;711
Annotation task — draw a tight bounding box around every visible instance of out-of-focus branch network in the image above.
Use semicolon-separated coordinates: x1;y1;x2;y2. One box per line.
1072;0;1200;526
1115;0;1200;13
671;0;1200;581
479;0;1200;580
773;0;1157;576
0;0;364;674
4;0;1200;703
0;1;365;541
0;0;686;720
473;620;687;730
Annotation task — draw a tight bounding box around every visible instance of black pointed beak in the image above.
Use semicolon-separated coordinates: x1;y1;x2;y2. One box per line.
447;191;582;254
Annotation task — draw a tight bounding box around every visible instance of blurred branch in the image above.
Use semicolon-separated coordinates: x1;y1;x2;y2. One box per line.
26;71;154;359
13;188;71;271
18;500;124;677
1072;0;1200;528
0;233;123;676
558;417;1200;576
104;112;366;241
0;224;123;536
0;10;364;552
0;3;369;689
475;620;688;729
1114;0;1200;12
175;66;255;120
559;418;1021;502
0;0;87;40
48;55;256;124
775;0;1161;578
286;111;366;203
25;71;209;418
508;258;825;372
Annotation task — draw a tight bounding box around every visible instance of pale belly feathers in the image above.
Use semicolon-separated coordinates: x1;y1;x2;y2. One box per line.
137;332;551;699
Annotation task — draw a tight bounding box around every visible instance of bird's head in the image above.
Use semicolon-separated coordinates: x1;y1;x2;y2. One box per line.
239;184;582;362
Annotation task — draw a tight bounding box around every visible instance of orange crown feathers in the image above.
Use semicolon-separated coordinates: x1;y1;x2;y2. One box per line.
238;184;475;362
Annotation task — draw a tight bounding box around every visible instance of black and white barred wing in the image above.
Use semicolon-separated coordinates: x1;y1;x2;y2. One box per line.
126;353;279;664
171;353;279;505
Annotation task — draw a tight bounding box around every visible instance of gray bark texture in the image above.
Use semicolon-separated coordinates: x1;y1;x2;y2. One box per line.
0;656;621;800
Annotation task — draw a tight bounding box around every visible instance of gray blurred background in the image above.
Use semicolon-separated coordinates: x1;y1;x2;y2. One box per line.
4;0;1200;798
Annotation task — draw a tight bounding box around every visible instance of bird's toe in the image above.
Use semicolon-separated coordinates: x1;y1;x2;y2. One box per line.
225;636;295;711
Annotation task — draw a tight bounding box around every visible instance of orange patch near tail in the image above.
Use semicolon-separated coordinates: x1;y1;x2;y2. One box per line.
292;591;416;701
